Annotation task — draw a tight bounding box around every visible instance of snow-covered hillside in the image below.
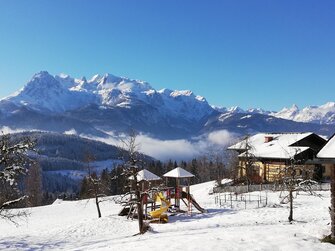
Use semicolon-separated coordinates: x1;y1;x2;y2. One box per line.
0;181;332;251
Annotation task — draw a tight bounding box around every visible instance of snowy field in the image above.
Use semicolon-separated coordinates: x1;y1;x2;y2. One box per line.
0;181;333;251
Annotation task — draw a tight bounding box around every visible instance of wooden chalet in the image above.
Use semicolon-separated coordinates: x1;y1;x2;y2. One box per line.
317;133;335;174
317;133;335;240
228;132;328;183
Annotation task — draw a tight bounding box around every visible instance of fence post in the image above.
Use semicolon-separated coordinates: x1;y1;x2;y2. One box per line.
265;193;268;206
257;196;260;208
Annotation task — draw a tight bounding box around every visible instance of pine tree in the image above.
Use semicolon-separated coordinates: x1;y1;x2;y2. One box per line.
79;177;90;199
100;169;111;196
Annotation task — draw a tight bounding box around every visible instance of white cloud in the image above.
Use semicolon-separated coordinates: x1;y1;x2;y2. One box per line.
0;126;30;134
207;130;237;146
137;130;237;160
136;135;200;161
0;126;237;161
90;130;238;161
0;126;17;134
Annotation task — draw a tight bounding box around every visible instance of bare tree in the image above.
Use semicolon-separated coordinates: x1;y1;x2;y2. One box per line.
119;130;147;234
200;146;226;186
0;133;35;223
224;150;239;182
83;152;105;218
276;155;318;222
320;169;335;243
238;135;258;191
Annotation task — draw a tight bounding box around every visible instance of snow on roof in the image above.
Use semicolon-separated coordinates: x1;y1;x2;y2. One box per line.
129;169;161;181
228;133;312;159
317;134;335;158
163;167;194;178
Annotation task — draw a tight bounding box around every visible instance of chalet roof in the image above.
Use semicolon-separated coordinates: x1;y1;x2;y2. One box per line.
129;169;161;181
317;134;335;159
163;167;194;178
228;132;314;159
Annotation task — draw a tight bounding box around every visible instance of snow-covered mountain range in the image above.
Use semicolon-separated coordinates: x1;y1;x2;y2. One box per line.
3;71;211;120
271;103;335;125
213;103;335;125
0;71;334;139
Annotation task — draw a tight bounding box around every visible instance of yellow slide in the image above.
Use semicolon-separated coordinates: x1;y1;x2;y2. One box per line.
149;192;171;222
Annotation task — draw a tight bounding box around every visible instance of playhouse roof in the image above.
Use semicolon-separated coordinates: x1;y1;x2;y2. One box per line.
163;167;194;178
129;169;161;181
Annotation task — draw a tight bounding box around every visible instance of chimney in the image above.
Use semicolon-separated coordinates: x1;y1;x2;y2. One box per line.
264;136;273;143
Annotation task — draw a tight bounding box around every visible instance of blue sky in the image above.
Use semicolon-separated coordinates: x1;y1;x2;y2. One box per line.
0;0;334;111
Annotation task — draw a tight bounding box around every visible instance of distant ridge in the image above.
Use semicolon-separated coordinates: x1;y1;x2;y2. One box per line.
0;71;334;139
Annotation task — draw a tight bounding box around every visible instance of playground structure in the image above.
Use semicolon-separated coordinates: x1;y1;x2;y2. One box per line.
118;167;206;223
163;167;206;214
148;192;170;223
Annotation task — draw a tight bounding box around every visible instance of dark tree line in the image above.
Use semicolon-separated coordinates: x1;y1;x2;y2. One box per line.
79;156;231;198
13;131;122;162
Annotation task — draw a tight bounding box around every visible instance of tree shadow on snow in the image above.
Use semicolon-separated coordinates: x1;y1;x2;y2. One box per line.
167;208;236;223
0;237;68;251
